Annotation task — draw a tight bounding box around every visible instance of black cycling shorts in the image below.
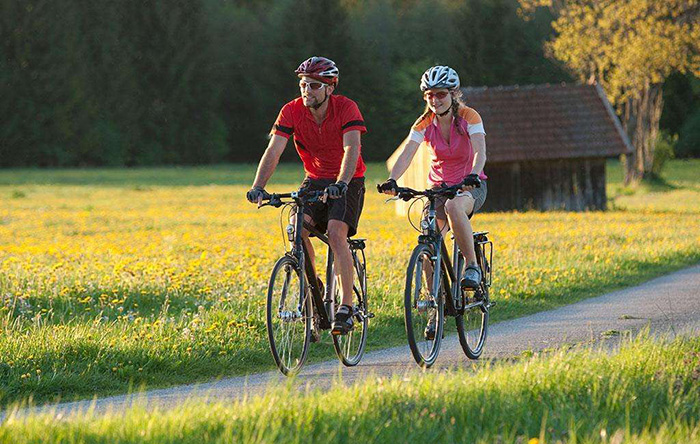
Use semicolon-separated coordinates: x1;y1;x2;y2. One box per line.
301;177;365;238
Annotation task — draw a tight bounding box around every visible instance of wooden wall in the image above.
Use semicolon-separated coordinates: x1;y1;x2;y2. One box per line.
481;158;607;211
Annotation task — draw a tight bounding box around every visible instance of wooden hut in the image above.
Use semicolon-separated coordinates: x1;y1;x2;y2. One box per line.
389;83;632;213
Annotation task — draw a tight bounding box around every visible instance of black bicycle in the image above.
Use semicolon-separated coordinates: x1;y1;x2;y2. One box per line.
379;184;493;368
259;188;372;375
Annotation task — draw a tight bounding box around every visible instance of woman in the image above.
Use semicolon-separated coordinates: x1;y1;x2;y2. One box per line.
379;65;488;291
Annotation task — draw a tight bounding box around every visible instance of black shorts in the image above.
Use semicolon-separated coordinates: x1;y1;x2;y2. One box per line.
302;177;365;237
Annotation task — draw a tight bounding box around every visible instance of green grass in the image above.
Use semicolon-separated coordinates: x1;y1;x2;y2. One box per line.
607;159;700;213
0;160;698;406
0;163;391;187
2;334;699;443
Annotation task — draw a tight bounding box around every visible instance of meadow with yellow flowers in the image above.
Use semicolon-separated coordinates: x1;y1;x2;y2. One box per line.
0;161;699;405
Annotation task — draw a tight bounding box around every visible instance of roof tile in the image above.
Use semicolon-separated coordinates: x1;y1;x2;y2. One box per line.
462;83;633;163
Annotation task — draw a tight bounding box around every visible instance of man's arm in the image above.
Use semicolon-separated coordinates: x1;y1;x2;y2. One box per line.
252;135;289;189
337;130;362;184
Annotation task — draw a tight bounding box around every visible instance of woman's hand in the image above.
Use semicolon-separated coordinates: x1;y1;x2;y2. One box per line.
460;174;481;191
377;178;398;195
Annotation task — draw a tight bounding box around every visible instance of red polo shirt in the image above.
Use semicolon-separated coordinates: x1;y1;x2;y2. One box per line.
270;95;367;179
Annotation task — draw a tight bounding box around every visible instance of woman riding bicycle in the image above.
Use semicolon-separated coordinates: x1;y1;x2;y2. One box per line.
379;65;488;291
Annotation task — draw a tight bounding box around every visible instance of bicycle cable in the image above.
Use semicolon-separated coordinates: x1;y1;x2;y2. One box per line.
406;197;428;233
278;203;295;252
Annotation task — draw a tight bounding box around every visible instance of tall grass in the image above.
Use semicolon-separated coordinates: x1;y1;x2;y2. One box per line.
2;334;699;443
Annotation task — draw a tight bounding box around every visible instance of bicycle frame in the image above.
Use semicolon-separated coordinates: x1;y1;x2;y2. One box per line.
418;197;463;315
264;188;368;333
402;186;489;316
286;197;335;330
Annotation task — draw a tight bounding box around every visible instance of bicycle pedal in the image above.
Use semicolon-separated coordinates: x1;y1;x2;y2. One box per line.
366;312;375;318
331;327;354;336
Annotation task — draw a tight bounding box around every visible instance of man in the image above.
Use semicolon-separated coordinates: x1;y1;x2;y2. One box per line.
246;56;367;336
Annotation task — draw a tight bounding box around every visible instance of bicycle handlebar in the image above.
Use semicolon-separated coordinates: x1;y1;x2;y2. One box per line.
376;177;480;201
257;189;326;208
376;183;466;202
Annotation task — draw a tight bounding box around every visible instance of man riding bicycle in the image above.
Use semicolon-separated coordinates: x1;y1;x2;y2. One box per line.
246;56;367;336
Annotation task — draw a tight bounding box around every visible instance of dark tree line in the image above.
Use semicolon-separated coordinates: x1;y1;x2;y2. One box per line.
0;0;693;167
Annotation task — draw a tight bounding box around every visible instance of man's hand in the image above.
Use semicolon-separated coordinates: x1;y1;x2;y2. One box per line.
377;178;398;195
325;181;348;199
246;186;269;204
461;174;481;191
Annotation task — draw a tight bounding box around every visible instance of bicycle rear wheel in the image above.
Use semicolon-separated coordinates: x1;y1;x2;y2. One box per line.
404;244;445;368
266;255;311;375
333;248;369;366
456;267;489;360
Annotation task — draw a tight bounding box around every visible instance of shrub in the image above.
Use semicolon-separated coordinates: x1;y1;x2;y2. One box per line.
651;130;676;176
675;107;700;158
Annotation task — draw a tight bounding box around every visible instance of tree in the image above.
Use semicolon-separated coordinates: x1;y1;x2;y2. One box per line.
519;0;700;183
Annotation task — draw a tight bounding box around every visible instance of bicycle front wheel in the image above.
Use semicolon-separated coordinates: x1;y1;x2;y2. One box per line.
333;248;369;366
266;255;311;375
404;244;445;368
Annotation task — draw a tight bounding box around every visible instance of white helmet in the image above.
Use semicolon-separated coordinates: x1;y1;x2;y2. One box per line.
420;66;460;91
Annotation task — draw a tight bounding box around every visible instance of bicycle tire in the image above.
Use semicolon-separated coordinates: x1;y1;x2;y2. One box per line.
404;243;445;368
332;248;369;366
456;251;489;359
266;255;311;375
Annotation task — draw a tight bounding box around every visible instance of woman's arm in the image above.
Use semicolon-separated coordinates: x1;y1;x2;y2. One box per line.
388;138;421;180
469;133;486;175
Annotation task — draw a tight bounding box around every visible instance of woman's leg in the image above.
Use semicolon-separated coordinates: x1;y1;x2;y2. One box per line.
444;194;477;266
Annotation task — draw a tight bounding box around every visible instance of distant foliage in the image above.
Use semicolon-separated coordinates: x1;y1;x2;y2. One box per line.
0;0;570;166
0;0;228;166
518;0;700;181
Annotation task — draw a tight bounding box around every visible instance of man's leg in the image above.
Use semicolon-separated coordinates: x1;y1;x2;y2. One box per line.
327;219;353;306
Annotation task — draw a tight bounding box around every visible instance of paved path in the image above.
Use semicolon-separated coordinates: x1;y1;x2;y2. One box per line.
5;265;700;420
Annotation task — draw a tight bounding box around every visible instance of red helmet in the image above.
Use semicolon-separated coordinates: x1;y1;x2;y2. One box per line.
295;56;339;85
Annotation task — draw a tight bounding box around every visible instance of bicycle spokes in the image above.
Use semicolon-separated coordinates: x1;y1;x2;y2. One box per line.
333;252;369;366
267;257;310;375
405;245;443;368
457;282;489;359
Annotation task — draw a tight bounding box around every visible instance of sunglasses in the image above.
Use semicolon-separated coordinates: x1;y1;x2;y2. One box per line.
299;81;328;91
423;90;450;100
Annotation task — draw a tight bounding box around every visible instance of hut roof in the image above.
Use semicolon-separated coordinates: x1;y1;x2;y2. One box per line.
461;83;633;163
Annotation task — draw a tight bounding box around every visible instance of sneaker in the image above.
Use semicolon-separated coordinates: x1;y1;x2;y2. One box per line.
423;315;444;340
424;318;437;341
460;265;482;290
331;304;354;335
309;277;324;343
310;312;321;343
316;277;325;297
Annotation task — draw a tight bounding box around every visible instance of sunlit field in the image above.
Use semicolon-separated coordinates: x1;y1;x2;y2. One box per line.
0;161;699;405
